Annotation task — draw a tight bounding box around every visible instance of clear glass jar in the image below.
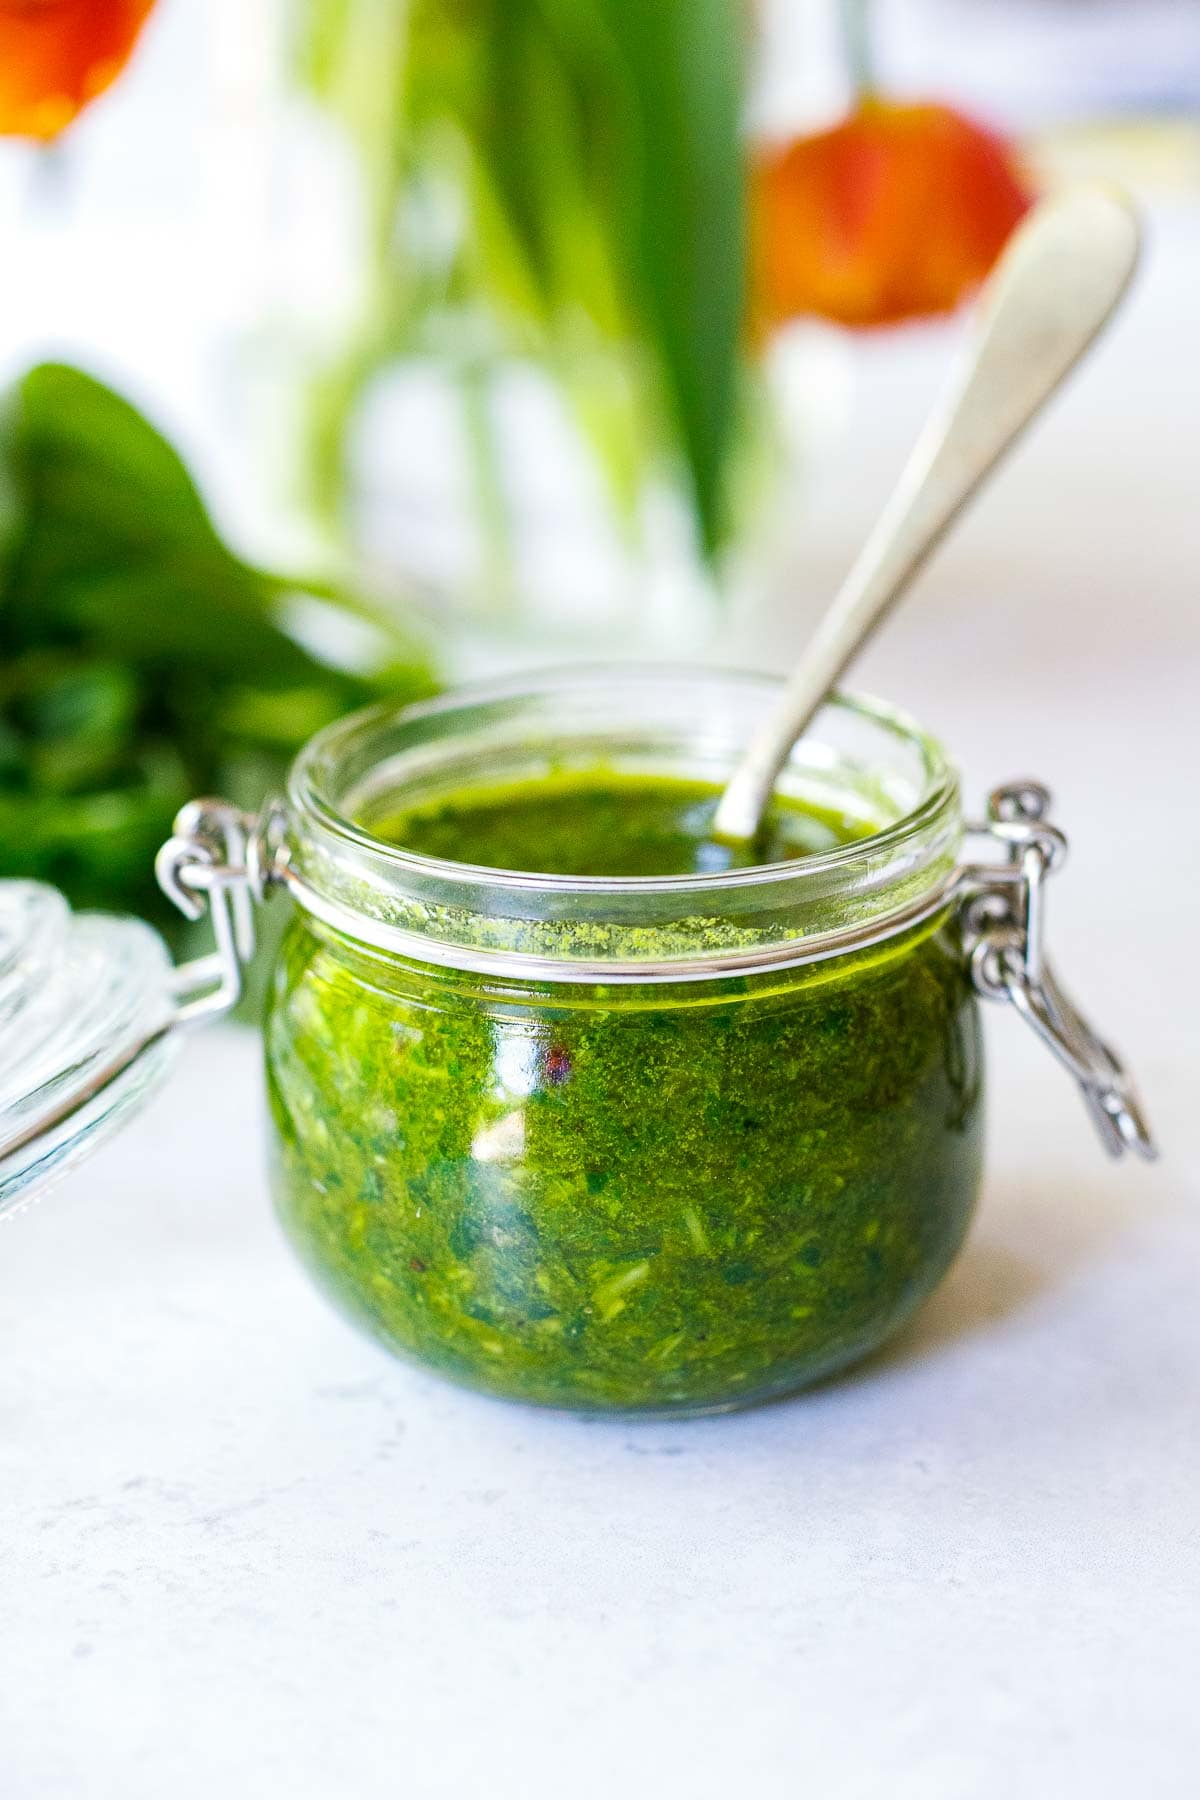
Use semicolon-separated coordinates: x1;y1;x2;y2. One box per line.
264;668;980;1414
0;666;1154;1408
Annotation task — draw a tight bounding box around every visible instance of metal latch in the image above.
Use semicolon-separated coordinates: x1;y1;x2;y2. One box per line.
960;780;1156;1160
155;800;282;1023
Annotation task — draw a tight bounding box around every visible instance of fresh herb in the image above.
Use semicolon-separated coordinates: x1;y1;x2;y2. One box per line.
0;362;434;929
297;0;749;559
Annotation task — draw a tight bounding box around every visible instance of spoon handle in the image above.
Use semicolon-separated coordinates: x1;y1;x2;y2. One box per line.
714;184;1141;846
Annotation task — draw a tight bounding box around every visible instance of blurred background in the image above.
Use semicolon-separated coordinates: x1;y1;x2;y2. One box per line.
1;0;1197;929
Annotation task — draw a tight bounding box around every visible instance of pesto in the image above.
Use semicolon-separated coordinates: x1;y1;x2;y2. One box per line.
369;769;876;876
265;772;984;1414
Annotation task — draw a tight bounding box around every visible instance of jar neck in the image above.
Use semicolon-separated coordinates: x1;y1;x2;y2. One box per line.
280;667;963;984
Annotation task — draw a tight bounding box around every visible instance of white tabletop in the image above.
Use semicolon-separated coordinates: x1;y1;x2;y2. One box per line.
3;212;1198;1798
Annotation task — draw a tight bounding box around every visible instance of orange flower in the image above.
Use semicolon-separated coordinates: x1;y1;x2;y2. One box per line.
754;99;1031;331
0;0;156;141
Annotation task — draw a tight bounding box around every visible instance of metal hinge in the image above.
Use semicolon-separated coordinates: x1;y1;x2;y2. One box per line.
960;780;1156;1161
155;799;285;1023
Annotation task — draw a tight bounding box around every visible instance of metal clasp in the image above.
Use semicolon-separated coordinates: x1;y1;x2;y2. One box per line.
960;781;1156;1161
155;799;284;1023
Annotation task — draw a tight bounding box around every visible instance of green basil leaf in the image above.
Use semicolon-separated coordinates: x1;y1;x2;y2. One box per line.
0;360;435;929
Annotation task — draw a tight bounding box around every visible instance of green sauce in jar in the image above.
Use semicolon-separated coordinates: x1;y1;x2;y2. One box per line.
369;769;877;877
265;766;983;1414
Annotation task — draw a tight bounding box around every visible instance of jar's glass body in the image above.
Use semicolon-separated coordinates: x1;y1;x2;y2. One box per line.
263;669;984;1414
267;917;982;1413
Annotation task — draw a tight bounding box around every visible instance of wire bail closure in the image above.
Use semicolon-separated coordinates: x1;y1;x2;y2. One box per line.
155;800;283;1023
961;781;1157;1161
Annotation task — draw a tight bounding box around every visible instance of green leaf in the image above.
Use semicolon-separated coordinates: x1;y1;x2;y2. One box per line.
3;366;328;678
467;0;748;553
583;0;748;555
296;0;750;561
0;361;436;930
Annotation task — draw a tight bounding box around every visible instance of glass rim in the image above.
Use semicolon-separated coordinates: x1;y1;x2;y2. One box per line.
280;664;964;980
288;662;960;900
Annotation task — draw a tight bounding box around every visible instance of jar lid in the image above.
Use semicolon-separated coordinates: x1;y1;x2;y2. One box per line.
0;881;176;1219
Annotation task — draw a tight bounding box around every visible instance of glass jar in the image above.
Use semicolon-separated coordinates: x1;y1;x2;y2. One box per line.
0;666;1155;1414
267;669;975;1413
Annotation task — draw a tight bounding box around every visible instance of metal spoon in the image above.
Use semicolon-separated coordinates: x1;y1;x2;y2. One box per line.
713;184;1142;848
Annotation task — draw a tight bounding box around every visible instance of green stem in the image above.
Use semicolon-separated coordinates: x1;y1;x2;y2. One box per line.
461;362;517;617
840;0;876;100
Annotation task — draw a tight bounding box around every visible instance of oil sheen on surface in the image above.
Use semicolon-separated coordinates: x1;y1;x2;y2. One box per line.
369;769;876;877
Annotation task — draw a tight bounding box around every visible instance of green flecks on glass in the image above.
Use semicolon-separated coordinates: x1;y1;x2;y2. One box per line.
265;771;985;1414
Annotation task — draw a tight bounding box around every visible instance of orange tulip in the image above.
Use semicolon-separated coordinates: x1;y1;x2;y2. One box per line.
0;0;156;141
755;99;1031;331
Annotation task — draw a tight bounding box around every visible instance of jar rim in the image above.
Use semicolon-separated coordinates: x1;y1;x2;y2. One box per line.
290;664;958;893
282;664;963;980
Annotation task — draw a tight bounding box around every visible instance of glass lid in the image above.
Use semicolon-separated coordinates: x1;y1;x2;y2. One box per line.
0;880;176;1219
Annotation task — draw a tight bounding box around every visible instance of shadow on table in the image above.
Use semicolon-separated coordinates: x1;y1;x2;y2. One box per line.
870;1234;1048;1382
859;1168;1135;1383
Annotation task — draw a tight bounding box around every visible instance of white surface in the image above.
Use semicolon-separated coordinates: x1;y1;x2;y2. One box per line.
3;216;1200;1800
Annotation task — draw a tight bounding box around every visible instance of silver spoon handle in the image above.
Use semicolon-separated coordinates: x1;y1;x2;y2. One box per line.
714;184;1141;846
